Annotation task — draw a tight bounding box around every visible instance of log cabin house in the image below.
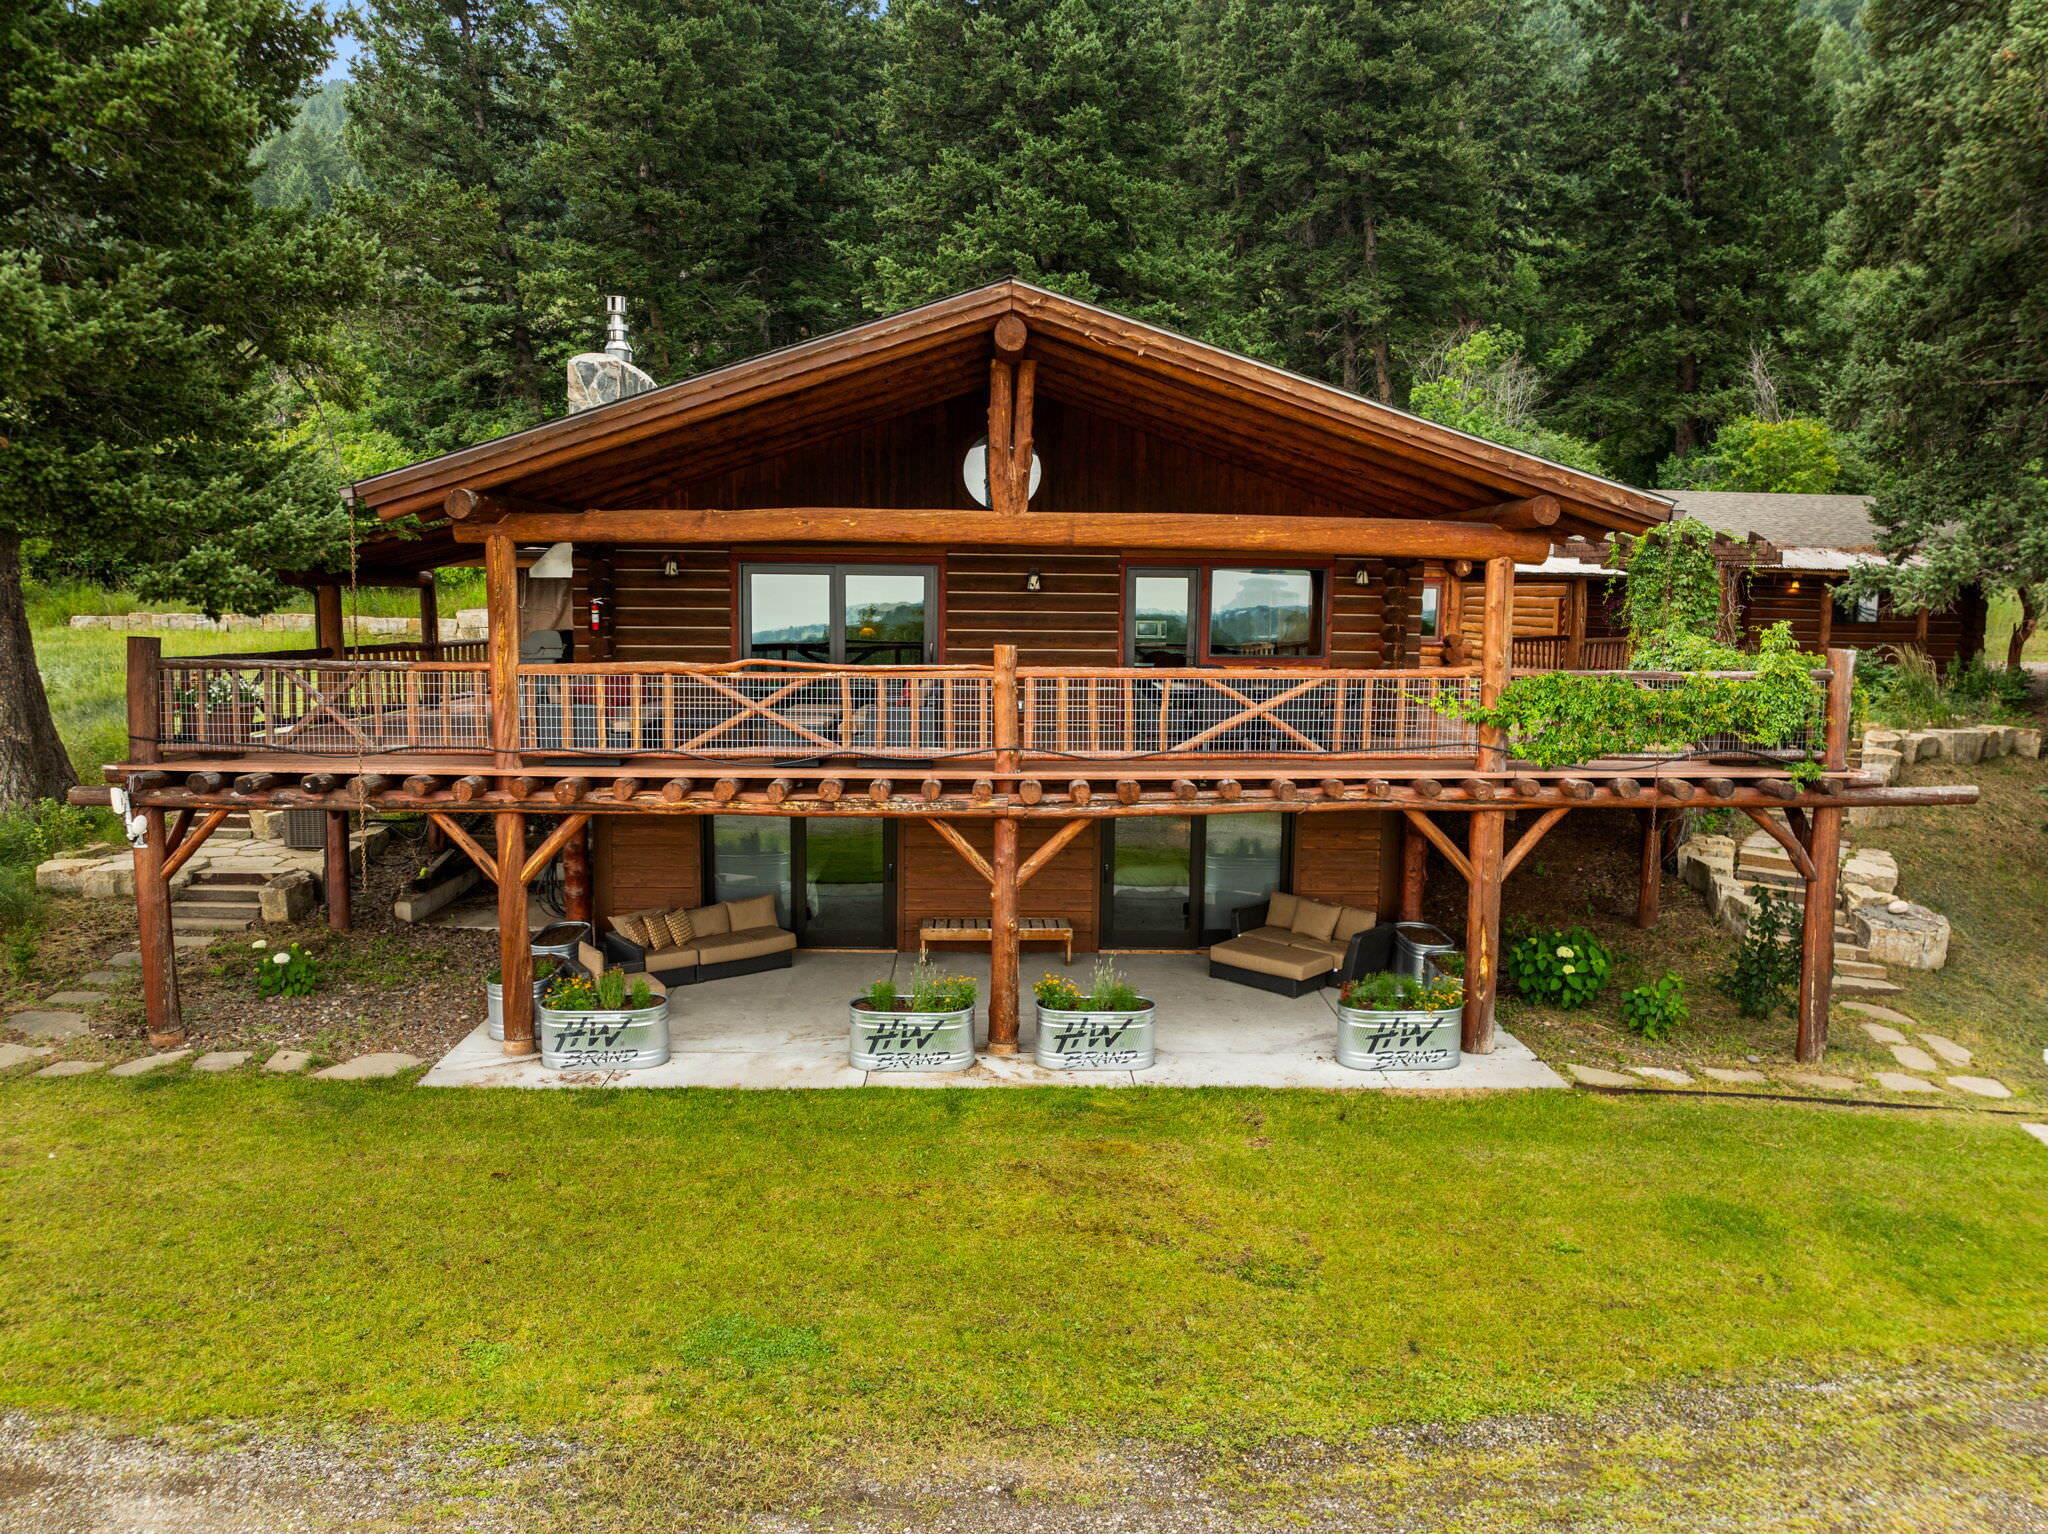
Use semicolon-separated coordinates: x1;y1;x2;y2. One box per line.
82;282;1976;1068
1473;491;1990;674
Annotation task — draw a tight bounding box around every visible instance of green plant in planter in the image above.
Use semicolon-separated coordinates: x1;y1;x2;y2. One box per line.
251;938;317;999
1034;972;1082;1008
1620;973;1689;1040
863;975;899;1011
487;957;556;987
1341;970;1464;1012
907;963;976;1012
1082;957;1142;1011
627;976;654;1009
595;968;627;1009
1718;886;1800;1018
1505;927;1613;1008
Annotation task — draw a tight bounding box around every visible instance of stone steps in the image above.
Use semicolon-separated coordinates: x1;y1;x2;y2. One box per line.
171;869;264;933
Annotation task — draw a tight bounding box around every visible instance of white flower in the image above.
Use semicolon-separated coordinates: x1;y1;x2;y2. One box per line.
272;951;291;965
1561;964;1577;975
250;939;268;950
1555;946;1574;958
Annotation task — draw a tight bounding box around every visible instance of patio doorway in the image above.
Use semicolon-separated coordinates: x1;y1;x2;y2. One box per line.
705;816;895;948
1100;814;1289;948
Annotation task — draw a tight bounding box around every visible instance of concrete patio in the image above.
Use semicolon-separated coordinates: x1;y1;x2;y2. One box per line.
422;951;1566;1091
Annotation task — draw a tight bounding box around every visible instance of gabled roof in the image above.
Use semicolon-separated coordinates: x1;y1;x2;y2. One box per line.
1667;491;1880;552
348;280;1671;540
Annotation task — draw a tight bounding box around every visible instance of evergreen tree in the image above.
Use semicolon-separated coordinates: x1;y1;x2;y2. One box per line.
254;82;359;211
344;0;569;453
1553;0;1828;479
863;0;1220;326
1186;0;1504;401
0;0;372;804
1832;0;2048;668
544;0;880;376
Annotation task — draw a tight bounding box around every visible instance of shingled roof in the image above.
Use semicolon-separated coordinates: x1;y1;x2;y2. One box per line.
1666;491;1880;552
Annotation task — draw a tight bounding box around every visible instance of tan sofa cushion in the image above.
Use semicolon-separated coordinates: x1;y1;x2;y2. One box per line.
1290;898;1341;941
1265;891;1300;928
1286;934;1349;962
687;901;731;937
1239;925;1298;945
641;945;701;972
1333;905;1376;941
695;926;797;964
1210;935;1334;983
726;893;780;932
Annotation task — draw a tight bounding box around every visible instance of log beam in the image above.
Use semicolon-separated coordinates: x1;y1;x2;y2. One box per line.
1463;810;1507;1055
444;488;578;524
453;507;1560;562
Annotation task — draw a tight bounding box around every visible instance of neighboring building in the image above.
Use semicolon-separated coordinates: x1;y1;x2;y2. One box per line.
84;282;1960;1067
1470;490;1988;672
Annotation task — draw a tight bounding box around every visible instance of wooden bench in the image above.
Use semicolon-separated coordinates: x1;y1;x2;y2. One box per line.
919;915;1075;964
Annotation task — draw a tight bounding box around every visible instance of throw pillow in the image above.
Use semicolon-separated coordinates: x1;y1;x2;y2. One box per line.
688;901;731;937
1290;898;1342;941
656;908;697;949
1265;890;1300;928
727;893;778;931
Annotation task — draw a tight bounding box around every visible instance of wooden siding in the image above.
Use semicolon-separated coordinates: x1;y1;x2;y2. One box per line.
1739;574;1982;669
591;815;703;923
1292;810;1398;916
946;551;1120;667
896;818;1101;954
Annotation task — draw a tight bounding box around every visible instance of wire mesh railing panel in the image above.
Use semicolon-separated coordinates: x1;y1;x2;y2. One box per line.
1016;670;1481;758
1606;672;1821;760
518;670;995;759
158;661;491;753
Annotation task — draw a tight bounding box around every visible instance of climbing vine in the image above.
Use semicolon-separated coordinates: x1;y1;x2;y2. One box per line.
1437;622;1825;780
1616;516;1729;646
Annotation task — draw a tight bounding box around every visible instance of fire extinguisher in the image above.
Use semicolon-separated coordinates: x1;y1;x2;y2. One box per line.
588;594;609;634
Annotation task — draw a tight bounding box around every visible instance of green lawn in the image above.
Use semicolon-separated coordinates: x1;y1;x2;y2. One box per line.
3;1080;2044;1457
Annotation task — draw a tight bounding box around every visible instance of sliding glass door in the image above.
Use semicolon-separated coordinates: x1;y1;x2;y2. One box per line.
705;817;894;948
1100;814;1289;947
743;564;936;665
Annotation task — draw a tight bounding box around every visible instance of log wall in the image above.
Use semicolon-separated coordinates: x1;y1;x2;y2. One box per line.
895;818;1102;953
1291;810;1400;916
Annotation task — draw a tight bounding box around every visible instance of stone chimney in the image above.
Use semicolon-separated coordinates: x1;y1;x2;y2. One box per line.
566;295;657;413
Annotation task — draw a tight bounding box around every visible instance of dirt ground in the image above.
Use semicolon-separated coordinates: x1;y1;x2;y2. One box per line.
7;1353;2048;1532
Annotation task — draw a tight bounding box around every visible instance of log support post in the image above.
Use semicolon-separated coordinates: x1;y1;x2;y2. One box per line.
1635;808;1660;929
1478;556;1514;771
1462;810;1506;1055
1399;814;1429;923
1565;579;1588;670
134;807;182;1048
324;809;352;932
485;533;522;779
418;572;440;660
313;582;345;659
988;816;1021;1055
496;811;533;1056
1795;648;1856;1063
562;819;593;924
992;643;1020;779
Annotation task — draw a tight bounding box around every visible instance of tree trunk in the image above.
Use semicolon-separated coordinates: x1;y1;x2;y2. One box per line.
0;536;77;807
2007;585;2038;671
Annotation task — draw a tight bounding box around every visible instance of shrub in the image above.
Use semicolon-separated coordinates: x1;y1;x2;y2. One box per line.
251;938;317;999
1340;970;1464;1013
542;968;654;1010
1619;973;1689;1041
1506;927;1613;1008
863;975;898;1012
1718;886;1800;1018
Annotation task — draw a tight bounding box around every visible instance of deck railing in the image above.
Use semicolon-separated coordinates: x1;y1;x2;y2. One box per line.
149;655;1823;767
1510;634;1633;671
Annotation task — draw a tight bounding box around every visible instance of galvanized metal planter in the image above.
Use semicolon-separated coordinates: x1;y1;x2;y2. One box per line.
537;996;671;1071
1032;1002;1157;1070
484;976;549;1043
1334;1003;1462;1072
848;1002;975;1071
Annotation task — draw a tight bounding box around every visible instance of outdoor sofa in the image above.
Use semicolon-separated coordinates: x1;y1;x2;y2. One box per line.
582;894;796;987
1206;891;1397;996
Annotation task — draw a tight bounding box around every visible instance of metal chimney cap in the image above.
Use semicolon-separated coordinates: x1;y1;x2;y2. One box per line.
602;295;633;363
